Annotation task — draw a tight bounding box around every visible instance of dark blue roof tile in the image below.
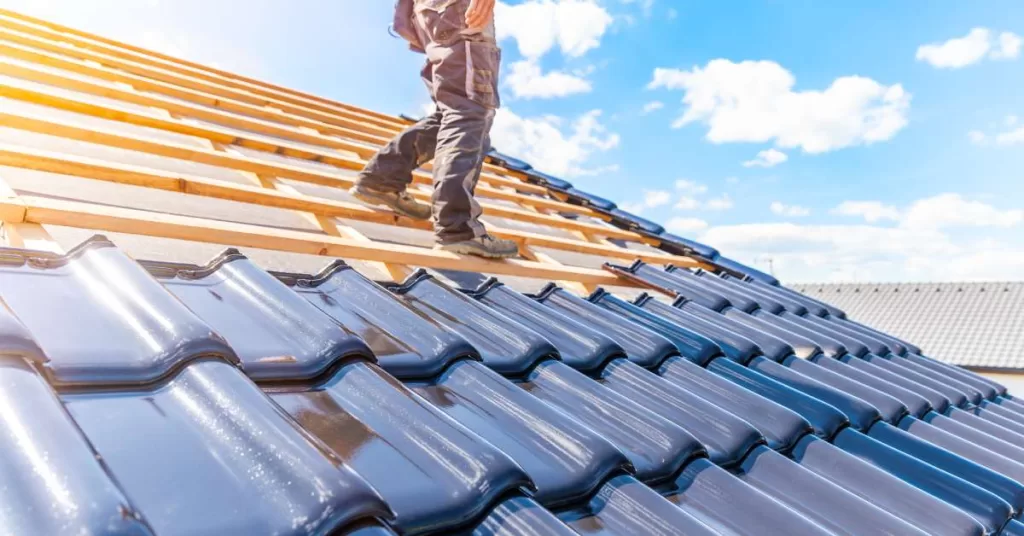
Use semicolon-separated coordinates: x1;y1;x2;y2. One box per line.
385;271;555;376
855;354;971;408
699;271;794;313
0;237;236;387
0;306;45;364
600;358;762;467
832;427;1011;535
727;275;818;316
526;360;704;481
777;311;870;357
797;313;893;357
607;262;732;311
679;303;797;361
486;150;532;172
522;170;572;190
0;357;152;535
663;458;831;535
923;410;1024;462
748;310;848;357
760;280;845;317
588;290;722;366
558;475;720;536
477;496;578;536
782;356;909;424
533;286;678;369
723;309;824;359
270;360;530;534
873;354;984;406
658;357;813;453
657;234;720;260
635;296;761;363
147;253;374;382
736;445;928;535
666;267;764;313
277;263;478;380
469;281;624;372
63;359;390;536
813;356;933;418
607;209;665;235
563;188;617;211
901;353;1001;401
871;419;1024;514
710;256;780;285
707;358;850;439
793;434;987;536
411;360;629;507
748;356;884;431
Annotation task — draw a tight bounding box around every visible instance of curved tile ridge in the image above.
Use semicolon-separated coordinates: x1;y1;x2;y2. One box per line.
272;360;532;534
275;262;478;380
465;279;625;373
145;252;374;383
0;236;237;387
384;270;557;376
0;357;153;535
0;306;46;364
532;285;679;369
63;359;391;536
604;261;732;311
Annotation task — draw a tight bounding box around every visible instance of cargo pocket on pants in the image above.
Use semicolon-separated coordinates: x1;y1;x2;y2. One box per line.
465;41;501;109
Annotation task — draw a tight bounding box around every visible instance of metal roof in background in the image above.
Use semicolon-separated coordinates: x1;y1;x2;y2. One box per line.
793;282;1024;371
0;8;1024;536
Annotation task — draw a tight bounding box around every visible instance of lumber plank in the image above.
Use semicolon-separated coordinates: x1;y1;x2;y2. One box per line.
0;195;638;286
0;9;407;130
0;143;703;267
0;66;556;199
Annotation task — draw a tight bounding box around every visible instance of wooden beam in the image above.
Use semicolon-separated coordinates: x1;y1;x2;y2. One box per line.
0;72;568;205
0;9;408;131
0;176;62;253
216;144;412;282
0;25;399;141
0;106;641;241
0;195;639;286
0;31;520;178
0;143;706;268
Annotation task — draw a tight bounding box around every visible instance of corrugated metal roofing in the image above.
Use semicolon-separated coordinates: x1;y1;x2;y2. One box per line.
1;9;1023;536
792;282;1024;371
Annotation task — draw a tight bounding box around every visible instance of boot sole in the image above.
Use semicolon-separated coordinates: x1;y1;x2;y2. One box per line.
435;243;519;259
350;188;431;221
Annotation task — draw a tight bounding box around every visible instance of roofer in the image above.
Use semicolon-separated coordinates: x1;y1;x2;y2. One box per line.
349;0;519;259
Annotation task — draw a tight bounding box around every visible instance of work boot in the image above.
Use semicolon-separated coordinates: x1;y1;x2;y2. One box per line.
349;185;432;220
436;234;519;259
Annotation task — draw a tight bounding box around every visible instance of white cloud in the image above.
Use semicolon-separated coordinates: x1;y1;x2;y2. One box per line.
743;149;788;168
1006;115;1019;127
916;28;1022;68
642;101;665;114
770;202;810;217
916;28;993;68
968;130;988;145
505;60;592;99
496;0;613;60
832;194;1022;230
832;201;901;223
706;194;734;211
993;31;1023;60
649;59;910;153
675;196;699;210
902;193;1023;230
667;217;709;233
622;189;671;214
491;108;619;177
675;179;708;194
996;125;1024;145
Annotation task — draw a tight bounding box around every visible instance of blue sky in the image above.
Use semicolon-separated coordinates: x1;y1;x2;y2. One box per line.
9;0;1024;282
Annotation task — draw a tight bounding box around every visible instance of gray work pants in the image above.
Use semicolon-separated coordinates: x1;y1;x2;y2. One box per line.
358;2;500;245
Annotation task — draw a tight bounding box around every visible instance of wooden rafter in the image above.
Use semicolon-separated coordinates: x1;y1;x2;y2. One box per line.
0;8;715;287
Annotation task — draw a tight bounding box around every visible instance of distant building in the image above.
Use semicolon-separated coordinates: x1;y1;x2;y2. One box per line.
793;282;1024;393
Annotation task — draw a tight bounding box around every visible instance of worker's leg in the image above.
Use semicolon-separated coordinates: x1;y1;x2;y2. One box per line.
431;95;491;244
356;110;441;193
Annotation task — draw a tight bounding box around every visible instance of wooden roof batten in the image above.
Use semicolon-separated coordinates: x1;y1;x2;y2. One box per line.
0;8;714;286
